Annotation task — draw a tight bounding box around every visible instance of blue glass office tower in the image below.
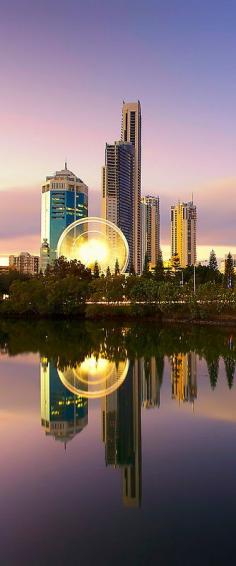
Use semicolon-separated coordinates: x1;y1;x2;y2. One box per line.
40;358;88;445
40;163;88;269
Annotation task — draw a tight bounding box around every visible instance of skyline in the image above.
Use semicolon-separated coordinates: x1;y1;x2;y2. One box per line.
1;0;236;261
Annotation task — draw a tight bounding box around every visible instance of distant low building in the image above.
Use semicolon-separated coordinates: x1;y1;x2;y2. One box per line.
0;266;9;274
9;252;39;275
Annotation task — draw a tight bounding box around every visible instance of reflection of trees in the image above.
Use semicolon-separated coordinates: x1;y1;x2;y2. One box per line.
206;358;219;390
0;320;236;392
155;354;164;386
224;357;236;389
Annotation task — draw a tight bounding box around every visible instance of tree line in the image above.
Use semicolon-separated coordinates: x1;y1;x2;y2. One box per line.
0;319;235;391
0;250;235;317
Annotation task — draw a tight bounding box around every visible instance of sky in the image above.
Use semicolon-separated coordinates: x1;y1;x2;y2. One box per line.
0;0;236;262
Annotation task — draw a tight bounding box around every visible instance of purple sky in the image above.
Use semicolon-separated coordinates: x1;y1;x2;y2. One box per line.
0;0;236;260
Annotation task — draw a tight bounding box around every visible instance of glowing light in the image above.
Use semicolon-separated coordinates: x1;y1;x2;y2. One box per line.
0;256;9;267
58;355;129;399
57;217;129;274
78;238;109;268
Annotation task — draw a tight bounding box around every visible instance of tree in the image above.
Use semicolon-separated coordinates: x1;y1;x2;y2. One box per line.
224;357;235;389
106;275;126;302
93;261;100;278
209;249;217;271
44;256;91;281
142;252;150;278
207;359;219;390
156;354;164;386
48;277;89;314
114;258;120;276
224;252;234;288
106;266;111;278
130;278;159;303
154;250;164;281
171;253;180;271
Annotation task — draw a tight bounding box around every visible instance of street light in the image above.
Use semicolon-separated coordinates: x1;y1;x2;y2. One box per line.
193;264;196;294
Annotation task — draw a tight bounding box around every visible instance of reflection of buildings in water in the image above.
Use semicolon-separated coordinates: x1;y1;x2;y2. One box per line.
40;357;88;445
170;352;197;404
101;359;142;508
141;356;164;409
58;355;129;399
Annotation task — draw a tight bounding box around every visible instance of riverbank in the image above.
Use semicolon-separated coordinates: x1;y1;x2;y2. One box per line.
1;301;236;325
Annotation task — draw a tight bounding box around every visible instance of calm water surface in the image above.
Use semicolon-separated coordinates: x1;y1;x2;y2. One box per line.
0;320;236;566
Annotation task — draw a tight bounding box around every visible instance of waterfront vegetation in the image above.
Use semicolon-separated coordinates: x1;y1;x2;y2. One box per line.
0;253;236;321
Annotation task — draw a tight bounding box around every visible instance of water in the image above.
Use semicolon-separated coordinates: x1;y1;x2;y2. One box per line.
1;320;236;566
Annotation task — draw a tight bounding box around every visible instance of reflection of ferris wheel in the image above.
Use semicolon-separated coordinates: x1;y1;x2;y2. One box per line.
57;355;129;399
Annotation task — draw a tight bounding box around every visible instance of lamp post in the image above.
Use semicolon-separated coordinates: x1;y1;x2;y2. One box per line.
193;264;196;294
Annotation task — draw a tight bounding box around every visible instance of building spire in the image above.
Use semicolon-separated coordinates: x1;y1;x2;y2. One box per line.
65;159;67;170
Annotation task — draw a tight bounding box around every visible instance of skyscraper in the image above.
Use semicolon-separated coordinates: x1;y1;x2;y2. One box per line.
141;195;160;271
40;163;88;268
102;141;134;268
101;360;142;508
171;201;197;267
170;352;197;405
141;355;163;408
40;357;88;445
121;101;141;273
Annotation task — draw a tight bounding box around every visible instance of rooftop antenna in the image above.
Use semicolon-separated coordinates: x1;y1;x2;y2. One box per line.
191;192;194;204
65;157;67;170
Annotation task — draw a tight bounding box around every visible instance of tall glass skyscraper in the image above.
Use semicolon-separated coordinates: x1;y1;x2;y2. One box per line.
121;101;141;274
40;163;88;268
102;141;134;270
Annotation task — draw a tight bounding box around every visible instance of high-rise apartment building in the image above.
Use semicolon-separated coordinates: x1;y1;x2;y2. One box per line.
171;201;197;267
9;252;39;275
170;353;197;405
101;360;142;508
121;101;141;273
141;355;164;408
41;163;88;267
102;141;134;268
141;195;160;270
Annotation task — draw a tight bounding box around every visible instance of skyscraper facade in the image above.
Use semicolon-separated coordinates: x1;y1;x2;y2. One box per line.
40;357;88;445
121;101;141;273
41;163;88;267
141;195;160;271
101;360;142;508
171;201;197;267
140;356;163;408
102;141;134;268
170;352;197;405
